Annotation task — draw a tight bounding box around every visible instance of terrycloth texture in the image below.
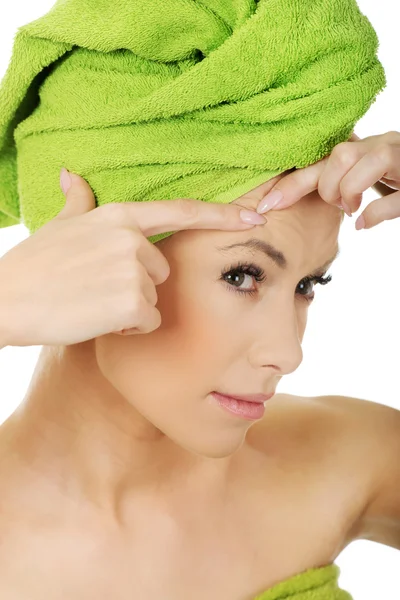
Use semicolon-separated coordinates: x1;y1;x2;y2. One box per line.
0;0;386;244
253;563;353;600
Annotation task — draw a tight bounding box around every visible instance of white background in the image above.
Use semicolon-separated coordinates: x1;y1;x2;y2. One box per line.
0;1;399;597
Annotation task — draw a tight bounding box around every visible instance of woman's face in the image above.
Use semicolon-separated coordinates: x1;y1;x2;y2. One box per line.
94;184;343;459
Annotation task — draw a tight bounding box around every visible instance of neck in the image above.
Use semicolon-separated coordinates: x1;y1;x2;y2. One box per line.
2;343;232;522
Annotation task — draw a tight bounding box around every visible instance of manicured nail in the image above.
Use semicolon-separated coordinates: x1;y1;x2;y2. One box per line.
240;209;267;225
257;190;283;214
341;200;352;217
60;167;72;195
355;214;365;230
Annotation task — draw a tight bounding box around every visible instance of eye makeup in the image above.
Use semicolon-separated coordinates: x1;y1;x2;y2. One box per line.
219;260;333;302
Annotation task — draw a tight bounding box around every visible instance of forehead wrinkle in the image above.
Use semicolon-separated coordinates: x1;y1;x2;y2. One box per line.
216;238;340;274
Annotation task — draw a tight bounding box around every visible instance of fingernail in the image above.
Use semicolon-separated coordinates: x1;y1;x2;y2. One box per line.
60;167;72;195
240;209;267;225
341;200;352;218
355;214;365;230
257;190;283;214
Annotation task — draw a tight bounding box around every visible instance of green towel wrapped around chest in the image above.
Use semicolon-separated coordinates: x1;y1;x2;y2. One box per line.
253;563;353;600
0;0;386;243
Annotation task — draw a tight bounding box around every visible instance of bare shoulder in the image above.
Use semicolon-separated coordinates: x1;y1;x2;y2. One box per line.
314;393;400;550
254;392;400;549
250;392;350;455
247;391;361;476
259;391;400;476
259;390;400;448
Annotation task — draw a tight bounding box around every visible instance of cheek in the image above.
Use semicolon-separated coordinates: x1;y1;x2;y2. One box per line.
94;289;228;406
154;272;233;366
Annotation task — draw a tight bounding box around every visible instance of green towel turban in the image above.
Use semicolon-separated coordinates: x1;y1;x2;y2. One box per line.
0;0;386;244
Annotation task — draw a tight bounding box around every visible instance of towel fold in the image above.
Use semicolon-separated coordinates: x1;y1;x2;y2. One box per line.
0;0;386;244
253;563;353;600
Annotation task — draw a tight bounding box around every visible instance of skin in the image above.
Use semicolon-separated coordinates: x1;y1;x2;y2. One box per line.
0;182;343;518
0;185;343;531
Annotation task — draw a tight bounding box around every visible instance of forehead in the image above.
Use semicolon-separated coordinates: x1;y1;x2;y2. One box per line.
157;188;342;271
226;190;342;269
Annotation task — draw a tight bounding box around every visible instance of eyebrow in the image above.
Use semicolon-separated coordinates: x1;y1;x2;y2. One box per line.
216;238;340;274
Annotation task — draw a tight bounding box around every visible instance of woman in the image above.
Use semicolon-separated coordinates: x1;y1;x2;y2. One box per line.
0;0;398;597
0;132;399;600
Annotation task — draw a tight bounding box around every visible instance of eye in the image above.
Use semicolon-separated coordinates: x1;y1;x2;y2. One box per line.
297;273;333;302
220;261;333;302
220;261;266;297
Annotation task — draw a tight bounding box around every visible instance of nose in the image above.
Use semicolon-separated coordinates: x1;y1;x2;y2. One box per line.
249;297;304;375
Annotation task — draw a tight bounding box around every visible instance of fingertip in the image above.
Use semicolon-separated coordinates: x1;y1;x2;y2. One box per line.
239;209;267;225
355;214;365;230
256;189;284;214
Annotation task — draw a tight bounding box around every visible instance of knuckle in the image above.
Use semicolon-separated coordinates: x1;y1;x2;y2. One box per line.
117;231;142;254
176;198;201;222
114;264;141;297
340;179;359;199
317;178;335;203
128;258;145;283
384;131;400;143
121;261;141;287
149;253;171;283
98;202;126;220
148;285;159;307
139;239;171;281
151;255;170;283
123;291;145;323
159;260;171;282
331;143;357;167
374;142;394;163
318;187;337;204
114;247;142;280
151;309;162;331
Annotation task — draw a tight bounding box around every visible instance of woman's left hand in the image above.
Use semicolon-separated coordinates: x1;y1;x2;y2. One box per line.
256;131;400;230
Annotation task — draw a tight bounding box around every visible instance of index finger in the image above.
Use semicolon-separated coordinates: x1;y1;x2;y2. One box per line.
98;197;267;237
256;131;360;213
256;159;326;213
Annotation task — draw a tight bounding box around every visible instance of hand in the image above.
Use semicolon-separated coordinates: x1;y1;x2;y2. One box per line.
256;131;400;230
0;171;266;349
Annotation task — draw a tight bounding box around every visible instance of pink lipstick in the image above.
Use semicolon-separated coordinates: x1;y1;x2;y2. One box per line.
211;391;273;420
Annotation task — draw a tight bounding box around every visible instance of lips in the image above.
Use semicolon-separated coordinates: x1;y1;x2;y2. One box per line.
213;391;274;404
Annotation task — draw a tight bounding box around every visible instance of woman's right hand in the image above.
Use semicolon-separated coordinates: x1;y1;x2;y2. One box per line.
0;171;267;348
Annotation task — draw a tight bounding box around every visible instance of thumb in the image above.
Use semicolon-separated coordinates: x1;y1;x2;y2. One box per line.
56;168;97;219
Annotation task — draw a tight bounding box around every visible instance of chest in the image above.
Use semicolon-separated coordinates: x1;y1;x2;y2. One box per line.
0;466;357;600
0;396;369;600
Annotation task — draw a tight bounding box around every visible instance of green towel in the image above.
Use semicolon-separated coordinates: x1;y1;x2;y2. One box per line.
0;0;386;244
253;563;353;599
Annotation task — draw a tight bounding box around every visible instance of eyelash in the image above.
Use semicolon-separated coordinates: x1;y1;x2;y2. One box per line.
220;260;333;302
